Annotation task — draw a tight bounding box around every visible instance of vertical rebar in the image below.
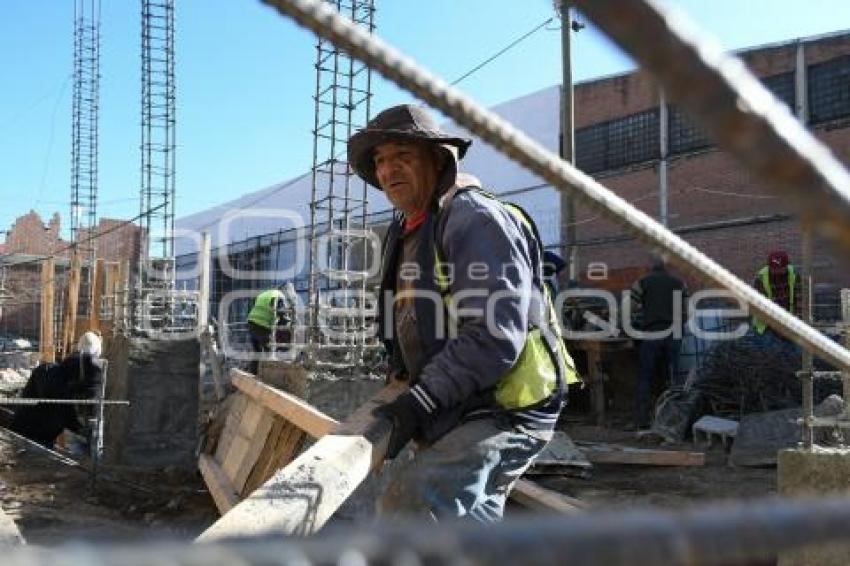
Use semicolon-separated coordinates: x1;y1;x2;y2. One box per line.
70;0;101;308
138;0;177;329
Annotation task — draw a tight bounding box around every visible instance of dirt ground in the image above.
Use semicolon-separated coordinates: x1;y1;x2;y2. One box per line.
0;412;777;547
539;420;775;510
0;428;218;545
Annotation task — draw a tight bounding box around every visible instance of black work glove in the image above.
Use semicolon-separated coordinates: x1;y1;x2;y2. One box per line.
372;391;425;459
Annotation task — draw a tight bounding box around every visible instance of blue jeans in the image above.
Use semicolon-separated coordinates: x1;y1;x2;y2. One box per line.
634;336;681;427
378;415;551;522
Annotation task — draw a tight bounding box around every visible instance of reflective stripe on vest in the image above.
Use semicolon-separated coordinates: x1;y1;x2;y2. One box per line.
248;289;284;329
435;190;579;411
752;265;796;335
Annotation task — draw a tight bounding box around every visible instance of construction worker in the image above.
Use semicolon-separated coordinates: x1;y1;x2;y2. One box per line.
752;250;800;335
347;104;576;522
10;331;103;450
542;250;567;299
629;256;687;430
246;283;295;375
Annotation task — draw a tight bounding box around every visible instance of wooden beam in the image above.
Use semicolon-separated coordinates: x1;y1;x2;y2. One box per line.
88;258;105;332
230;369;339;438
198;453;240;515
511;479;587;514
579;443;705;467
116;260;129;331
39;257;55;363
197;380;404;541
197;231;211;333
61;250;81;356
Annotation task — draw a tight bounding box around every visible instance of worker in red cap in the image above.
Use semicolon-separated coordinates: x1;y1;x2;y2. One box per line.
752;250;801;334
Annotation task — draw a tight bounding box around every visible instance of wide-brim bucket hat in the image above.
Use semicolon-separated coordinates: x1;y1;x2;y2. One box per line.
347;104;472;190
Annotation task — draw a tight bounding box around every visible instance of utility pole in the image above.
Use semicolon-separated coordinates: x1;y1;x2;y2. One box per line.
559;1;578;280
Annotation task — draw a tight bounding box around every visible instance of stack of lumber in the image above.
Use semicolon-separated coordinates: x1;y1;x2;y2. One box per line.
198;369;336;514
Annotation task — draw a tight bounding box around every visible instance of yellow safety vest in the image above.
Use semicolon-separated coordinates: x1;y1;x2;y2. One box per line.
435;189;579;410
752;265;796;335
248;289;285;330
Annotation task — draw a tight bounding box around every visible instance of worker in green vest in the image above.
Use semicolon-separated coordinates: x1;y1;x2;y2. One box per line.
752;250;800;335
247;283;295;375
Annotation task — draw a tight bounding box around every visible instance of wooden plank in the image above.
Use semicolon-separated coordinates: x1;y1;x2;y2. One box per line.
243;417;286;496
0;504;24;547
197;380;405;541
197;231;211;332
243;420;306;498
510;479;587;514
61;250;81;356
88;258;105;332
579;443;705;467
232;407;276;493
221;402;263;481
114;260;129;331
39;257;55;363
214;393;247;464
199;453;240;515
230;369;338;438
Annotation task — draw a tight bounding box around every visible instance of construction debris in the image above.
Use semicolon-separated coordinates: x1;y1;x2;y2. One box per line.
577;442;706;467
653;332;842;443
692;415;739;449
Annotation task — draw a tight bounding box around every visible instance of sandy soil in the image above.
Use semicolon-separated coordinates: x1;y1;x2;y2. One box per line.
0;428;217;545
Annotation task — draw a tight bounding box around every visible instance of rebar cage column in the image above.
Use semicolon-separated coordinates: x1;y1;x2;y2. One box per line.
137;0;177;330
306;0;375;365
70;0;101;305
139;0;176;284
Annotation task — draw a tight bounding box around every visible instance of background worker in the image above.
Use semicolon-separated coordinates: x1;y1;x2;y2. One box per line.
752;250;801;335
10;331;103;450
630;256;688;430
246;283;296;375
347;104;576;522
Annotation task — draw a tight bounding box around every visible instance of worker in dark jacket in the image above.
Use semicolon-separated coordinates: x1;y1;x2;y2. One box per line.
630;257;687;429
347;104;577;522
10;331;103;449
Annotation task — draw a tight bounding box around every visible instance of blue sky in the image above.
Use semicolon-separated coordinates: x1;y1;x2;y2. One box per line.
1;0;848;241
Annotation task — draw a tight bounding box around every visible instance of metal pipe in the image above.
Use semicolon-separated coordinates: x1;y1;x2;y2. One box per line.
572;0;850;250
259;0;850;372
6;496;850;564
801;227;815;448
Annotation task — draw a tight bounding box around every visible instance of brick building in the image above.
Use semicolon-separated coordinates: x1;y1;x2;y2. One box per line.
569;31;850;304
0;211;142;340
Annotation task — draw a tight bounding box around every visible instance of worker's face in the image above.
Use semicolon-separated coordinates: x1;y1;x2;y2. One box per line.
374;141;439;216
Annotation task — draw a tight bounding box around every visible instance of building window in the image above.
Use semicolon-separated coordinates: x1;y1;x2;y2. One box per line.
809;55;850;124
763;71;796;110
576;108;659;174
668;106;712;155
668;71;796;156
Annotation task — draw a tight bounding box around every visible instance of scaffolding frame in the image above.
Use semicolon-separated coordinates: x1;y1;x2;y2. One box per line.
306;0;377;368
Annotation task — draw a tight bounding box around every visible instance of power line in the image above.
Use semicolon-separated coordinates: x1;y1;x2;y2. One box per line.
450;17;555;86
